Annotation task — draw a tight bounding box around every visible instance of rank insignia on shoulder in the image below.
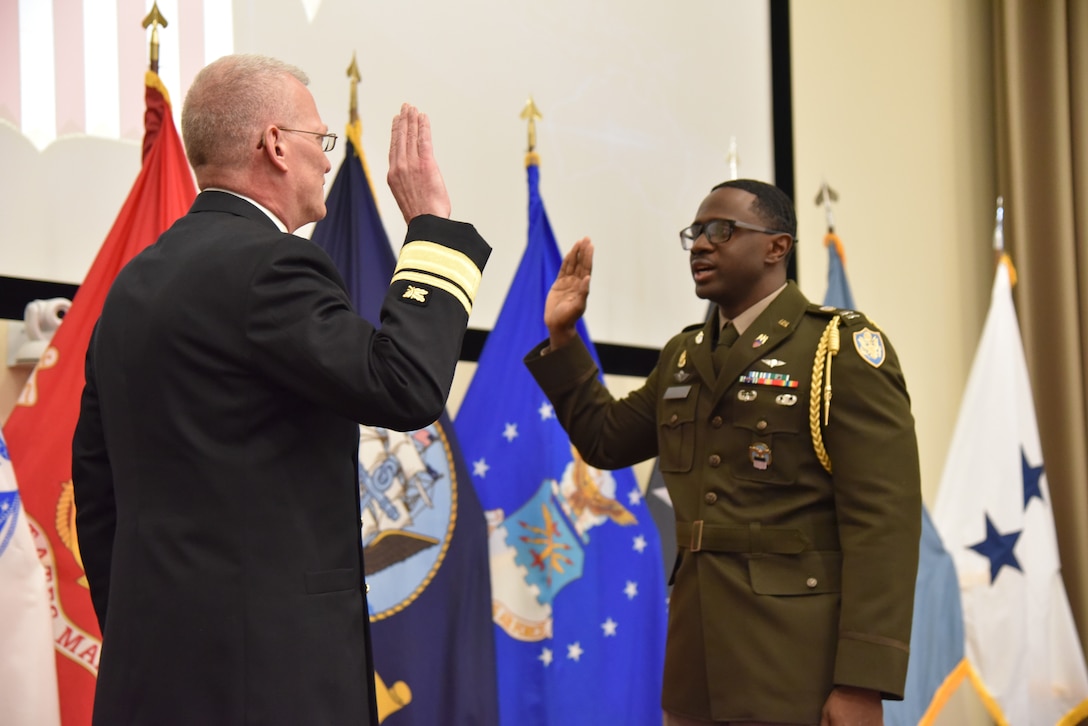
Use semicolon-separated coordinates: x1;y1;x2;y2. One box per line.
853;328;886;368
402;285;429;303
695;331;704;345
678;350;688;368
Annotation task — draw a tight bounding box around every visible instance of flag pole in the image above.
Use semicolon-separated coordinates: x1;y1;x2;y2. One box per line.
992;195;1004;253
141;2;167;74
727;136;739;180
992;196;1017;287
520;96;541;166
816;178;840;250
343;52;380;204
347;52;360;123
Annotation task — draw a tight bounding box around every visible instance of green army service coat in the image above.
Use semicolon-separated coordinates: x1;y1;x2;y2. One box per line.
525;282;922;724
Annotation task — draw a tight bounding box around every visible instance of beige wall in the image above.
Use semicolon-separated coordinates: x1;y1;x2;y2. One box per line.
791;1;996;723
791;0;995;506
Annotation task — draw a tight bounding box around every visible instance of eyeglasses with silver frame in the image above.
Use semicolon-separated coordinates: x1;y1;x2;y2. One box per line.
259;127;338;152
280;127;337;152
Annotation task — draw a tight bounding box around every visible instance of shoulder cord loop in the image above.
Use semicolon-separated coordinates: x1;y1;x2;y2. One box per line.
809;315;840;474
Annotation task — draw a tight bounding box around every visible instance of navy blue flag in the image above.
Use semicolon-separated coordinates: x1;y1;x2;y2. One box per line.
310;122;499;725
821;232;966;725
455;155;667;725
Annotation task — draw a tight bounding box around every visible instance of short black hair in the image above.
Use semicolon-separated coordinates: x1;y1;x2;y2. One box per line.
711;179;797;239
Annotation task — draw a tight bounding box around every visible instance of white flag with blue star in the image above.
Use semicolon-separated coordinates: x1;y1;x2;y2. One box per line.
933;259;1088;725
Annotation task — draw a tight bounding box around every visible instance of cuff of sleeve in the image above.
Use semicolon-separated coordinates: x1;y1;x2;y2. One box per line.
395;216;491;316
833;634;910;700
524;336;599;394
405;215;491;270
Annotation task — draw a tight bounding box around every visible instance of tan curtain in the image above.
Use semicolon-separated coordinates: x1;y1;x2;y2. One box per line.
994;0;1088;658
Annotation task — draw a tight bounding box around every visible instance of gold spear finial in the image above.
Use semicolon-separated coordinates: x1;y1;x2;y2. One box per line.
815;179;839;232
520;97;542;154
347;52;361;123
142;3;168;73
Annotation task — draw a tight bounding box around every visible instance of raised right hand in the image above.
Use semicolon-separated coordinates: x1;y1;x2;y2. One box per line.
387;103;451;223
544;238;593;350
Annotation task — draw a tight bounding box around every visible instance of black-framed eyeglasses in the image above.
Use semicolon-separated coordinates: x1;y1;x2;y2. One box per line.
679;218;791;250
260;127;338;152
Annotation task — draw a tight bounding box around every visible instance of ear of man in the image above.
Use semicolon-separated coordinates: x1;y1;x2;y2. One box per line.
764;233;793;266
259;126;289;171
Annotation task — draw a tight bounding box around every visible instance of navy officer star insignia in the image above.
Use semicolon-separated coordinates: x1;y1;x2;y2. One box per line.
969;514;1023;584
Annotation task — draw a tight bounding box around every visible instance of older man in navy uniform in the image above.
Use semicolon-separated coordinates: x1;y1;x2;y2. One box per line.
73;55;490;726
525;179;921;725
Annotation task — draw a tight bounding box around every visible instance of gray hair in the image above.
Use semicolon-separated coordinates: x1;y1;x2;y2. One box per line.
181;54;309;172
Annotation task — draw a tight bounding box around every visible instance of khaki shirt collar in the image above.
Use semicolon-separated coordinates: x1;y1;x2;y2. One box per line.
718;282;788;337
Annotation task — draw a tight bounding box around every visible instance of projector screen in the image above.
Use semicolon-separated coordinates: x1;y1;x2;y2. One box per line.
0;0;775;350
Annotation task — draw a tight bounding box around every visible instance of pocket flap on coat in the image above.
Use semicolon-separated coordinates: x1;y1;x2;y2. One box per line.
748;551;842;595
660;391;698;429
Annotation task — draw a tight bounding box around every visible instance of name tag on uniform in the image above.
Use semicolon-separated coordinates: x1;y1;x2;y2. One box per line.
663;385;692;400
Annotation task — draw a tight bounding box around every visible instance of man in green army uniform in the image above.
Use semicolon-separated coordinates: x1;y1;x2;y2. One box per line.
524;179;921;725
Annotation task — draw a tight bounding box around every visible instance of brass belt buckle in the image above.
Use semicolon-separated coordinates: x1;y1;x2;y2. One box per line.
690;520;704;552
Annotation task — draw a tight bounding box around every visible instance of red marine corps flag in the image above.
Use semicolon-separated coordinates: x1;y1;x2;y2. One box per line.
1;11;196;726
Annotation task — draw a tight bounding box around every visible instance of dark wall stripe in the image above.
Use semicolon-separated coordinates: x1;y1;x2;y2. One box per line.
770;0;798;283
460;328;661;377
1;276;79;321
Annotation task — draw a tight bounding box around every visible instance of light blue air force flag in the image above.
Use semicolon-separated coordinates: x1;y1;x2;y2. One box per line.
822;234;856;311
822;234;966;725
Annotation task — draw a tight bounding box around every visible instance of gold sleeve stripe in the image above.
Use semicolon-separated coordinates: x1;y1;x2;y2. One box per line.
394;241;482;301
391;270;473;316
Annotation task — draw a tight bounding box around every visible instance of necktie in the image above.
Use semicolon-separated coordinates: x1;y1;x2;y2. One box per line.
713;322;738;375
718;322;739;348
